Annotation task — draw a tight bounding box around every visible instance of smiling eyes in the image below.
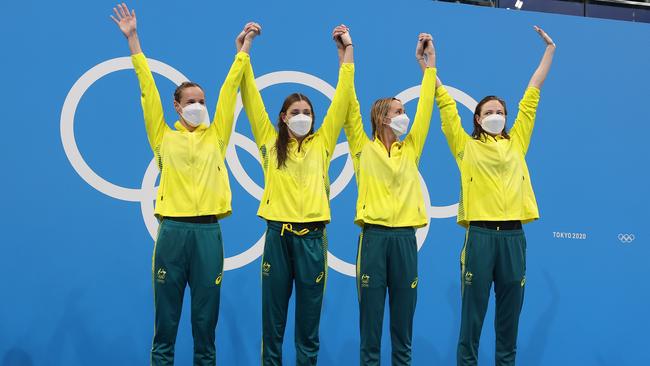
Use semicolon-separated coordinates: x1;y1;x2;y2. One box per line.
483;110;505;116
289;109;312;116
186;99;205;105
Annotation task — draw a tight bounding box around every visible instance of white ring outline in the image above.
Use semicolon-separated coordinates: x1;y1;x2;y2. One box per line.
60;57;477;276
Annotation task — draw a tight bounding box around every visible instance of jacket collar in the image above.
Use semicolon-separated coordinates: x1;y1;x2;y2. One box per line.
174;120;208;132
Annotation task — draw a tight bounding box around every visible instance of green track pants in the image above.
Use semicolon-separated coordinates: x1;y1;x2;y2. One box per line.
457;225;527;366
261;221;328;366
356;224;418;366
151;219;224;366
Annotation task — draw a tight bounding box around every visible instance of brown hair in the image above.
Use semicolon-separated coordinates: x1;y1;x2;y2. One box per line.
472;95;510;140
173;81;204;102
274;93;315;168
370;97;400;140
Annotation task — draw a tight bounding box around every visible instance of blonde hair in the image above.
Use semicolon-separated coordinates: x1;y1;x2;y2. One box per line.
370;97;400;138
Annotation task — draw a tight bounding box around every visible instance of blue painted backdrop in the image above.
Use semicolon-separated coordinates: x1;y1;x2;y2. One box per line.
1;0;648;365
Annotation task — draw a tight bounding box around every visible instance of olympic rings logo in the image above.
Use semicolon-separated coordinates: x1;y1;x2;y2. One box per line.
60;57;477;277
618;234;635;243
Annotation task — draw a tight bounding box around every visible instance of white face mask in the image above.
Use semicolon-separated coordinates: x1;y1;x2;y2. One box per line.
181;102;210;127
286;114;312;137
388;113;410;137
480;114;506;135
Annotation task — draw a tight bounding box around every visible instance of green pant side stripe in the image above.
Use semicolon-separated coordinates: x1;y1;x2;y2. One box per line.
150;224;162;365
322;228;329;293
260;234;266;365
356;231;364;301
460;228;469;296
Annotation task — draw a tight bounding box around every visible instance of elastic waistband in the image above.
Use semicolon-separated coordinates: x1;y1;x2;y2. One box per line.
267;220;326;238
363;224;415;237
470;220;522;231
161;218;221;230
164;215;219;224
468;225;524;237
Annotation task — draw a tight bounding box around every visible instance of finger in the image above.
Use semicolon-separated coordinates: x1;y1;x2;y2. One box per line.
131;8;136;19
123;4;131;19
118;3;127;19
110;15;120;25
113;7;122;21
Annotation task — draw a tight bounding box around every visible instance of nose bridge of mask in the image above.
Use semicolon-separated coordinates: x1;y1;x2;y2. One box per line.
287;113;312;137
480;114;505;134
389;113;410;137
182;102;209;127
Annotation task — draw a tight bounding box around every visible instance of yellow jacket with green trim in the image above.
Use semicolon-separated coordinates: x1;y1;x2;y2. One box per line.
437;85;541;227
240;60;354;223
344;67;437;228
132;51;250;219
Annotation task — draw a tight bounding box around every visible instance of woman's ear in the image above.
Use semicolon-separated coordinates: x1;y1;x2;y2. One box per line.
280;112;287;123
174;100;182;115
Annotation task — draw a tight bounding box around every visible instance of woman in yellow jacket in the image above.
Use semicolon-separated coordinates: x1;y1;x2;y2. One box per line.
111;4;252;365
344;33;437;366
435;27;556;366
236;23;354;366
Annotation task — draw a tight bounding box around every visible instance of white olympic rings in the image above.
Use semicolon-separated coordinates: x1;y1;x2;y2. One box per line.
60;57;476;277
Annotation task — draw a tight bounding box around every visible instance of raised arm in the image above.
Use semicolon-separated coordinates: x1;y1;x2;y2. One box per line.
436;81;469;162
111;3;141;55
333;24;354;67
238;23;276;150
406;33;437;160
111;3;168;151
319;25;355;156
343;85;369;164
510;26;555;153
210;25;255;156
528;26;556;89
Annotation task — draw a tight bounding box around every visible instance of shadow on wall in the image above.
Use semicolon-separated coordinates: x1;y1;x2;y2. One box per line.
2;348;34;366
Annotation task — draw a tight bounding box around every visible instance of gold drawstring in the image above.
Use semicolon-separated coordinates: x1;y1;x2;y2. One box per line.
281;223;310;237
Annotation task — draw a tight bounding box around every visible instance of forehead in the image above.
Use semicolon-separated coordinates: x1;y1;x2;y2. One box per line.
288;100;311;110
180;86;205;101
389;99;403;111
481;100;504;112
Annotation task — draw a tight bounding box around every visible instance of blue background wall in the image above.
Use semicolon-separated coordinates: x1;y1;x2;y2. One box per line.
1;0;648;365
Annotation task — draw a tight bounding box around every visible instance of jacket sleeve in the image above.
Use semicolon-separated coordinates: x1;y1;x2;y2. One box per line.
212;52;250;156
343;82;369;173
240;58;277;150
509;86;540;155
131;52;170;151
318;63;355;159
405;67;437;161
436;85;470;162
